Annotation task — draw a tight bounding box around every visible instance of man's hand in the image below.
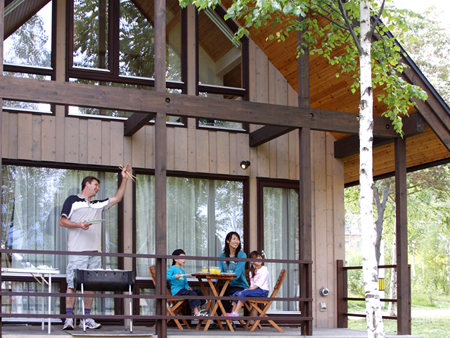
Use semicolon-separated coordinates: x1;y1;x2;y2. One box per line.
121;164;131;180
80;221;92;230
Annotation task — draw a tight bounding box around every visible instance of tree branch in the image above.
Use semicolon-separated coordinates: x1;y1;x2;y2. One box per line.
368;0;386;40
306;5;349;31
337;0;362;54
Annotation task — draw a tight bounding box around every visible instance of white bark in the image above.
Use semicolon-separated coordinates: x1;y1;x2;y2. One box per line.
359;1;385;337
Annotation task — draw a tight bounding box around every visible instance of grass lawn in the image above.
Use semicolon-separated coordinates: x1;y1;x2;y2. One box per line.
348;299;450;338
349;316;450;338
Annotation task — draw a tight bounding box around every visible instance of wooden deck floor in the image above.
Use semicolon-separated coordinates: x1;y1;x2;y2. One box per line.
0;323;419;338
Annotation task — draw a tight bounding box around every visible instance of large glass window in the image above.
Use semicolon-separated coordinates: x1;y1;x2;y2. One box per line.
4;1;52;68
136;175;244;316
71;0;182;83
263;185;299;311
136;175;244;276
3;1;54;113
1;165;120;317
197;7;247;130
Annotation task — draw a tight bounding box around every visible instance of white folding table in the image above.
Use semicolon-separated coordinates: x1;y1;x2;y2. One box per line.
1;267;60;334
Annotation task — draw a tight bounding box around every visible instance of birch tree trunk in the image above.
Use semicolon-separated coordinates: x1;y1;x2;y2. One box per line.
359;1;385;337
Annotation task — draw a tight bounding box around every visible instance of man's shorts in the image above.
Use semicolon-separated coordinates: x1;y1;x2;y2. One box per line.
66;254;101;289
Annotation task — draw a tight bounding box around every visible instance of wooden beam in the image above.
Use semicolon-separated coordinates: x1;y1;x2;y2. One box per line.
334;112;424;158
124;112;156;136
395;137;411;335
401;63;450;151
249;126;293;147
0;76;399;137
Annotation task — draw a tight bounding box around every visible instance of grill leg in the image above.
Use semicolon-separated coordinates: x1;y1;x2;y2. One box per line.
129;284;133;333
81;283;86;332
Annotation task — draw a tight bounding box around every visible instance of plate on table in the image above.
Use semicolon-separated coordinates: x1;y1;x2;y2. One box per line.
219;273;236;276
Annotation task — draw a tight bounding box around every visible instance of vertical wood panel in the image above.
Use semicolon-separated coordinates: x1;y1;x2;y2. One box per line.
277;134;289;179
229;133;237;175
17;113;32;160
288;86;299;180
110;121;124;166
326;132;336;326
78;119;88;164
269;140;277;177
166;127;175;170
196;129;209;173
248;40;257;102
8;113;18;159
236;133;249;175
55;116;65;162
187;126;196;172
144;125;155;169
174;127;188;171
2;112;8;158
216;131;229;174
254;46;269;104
209;131;217;173
32;115;42;161
87;119;102;164
64;117;79;163
132;127;146;168
101;121;111;165
289;130;299;180
41;115;55;161
257;143;270;177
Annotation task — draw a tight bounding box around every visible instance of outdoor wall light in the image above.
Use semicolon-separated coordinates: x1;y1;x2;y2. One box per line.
240;161;251;170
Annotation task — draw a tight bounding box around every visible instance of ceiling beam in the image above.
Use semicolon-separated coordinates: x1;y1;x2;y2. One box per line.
124;112;156;136
334;112;425;158
0;76;399;137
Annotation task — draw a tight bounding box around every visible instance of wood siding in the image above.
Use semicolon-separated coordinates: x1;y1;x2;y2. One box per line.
1;39;345;329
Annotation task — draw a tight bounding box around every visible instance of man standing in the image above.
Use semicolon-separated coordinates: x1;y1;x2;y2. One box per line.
60;165;131;330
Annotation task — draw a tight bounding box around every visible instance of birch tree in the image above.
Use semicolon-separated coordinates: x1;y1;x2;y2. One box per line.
180;0;427;336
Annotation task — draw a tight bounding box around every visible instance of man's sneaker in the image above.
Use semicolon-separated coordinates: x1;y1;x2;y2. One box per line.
63;318;75;330
79;318;102;329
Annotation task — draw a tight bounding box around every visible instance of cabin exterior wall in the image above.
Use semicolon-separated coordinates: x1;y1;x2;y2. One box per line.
1;0;345;329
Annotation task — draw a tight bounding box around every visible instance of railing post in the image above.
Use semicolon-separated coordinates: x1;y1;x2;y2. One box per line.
336;259;348;328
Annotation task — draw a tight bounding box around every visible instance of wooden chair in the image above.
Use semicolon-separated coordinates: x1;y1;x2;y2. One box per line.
243;268;287;333
149;266;191;330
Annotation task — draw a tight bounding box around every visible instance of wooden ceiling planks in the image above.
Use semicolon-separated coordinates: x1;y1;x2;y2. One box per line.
344;125;450;184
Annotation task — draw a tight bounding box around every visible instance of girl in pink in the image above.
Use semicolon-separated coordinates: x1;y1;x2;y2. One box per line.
226;250;269;317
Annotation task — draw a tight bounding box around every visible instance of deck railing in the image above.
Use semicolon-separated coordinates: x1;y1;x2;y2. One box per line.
336;259;411;334
0;249;313;337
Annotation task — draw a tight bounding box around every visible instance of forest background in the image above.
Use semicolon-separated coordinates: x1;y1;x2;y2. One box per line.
345;4;450;337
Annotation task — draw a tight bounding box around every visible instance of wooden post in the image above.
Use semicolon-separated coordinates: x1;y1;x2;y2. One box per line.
336;260;348;328
299;127;312;335
154;0;167;337
395;137;411;335
0;0;4;335
298;16;312;336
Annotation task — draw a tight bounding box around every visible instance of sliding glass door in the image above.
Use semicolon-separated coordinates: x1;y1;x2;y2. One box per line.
260;181;299;311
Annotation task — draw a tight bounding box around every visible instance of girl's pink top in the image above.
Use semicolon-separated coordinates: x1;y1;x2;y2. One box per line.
250;265;270;291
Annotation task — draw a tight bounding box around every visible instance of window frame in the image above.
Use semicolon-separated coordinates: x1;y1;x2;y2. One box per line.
195;6;249;133
65;0;187;125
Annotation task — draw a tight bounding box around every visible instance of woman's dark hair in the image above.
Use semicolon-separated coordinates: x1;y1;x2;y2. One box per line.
171;249;185;265
249;250;263;277
223;231;242;266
